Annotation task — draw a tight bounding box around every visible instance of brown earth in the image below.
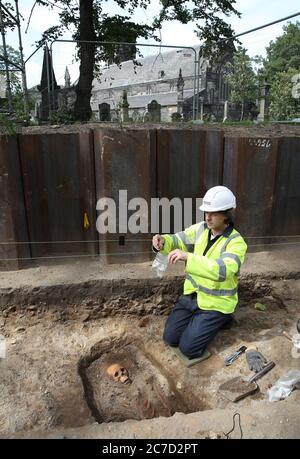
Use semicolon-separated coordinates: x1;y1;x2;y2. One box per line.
0;247;300;439
18;122;300;137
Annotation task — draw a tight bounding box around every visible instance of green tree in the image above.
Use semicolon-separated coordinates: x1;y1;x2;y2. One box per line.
30;0;240;121
263;22;300;81
268;67;300;120
224;47;257;121
0;45;34;118
0;45;21;93
3;1;240;121
255;22;300;120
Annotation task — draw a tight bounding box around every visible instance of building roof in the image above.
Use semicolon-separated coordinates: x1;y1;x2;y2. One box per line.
92;45;201;91
38;45;59;90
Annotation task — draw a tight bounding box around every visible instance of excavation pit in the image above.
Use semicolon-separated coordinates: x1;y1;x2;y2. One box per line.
0;266;300;439
78;337;207;423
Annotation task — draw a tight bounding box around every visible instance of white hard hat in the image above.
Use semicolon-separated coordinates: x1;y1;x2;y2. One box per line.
200;186;236;212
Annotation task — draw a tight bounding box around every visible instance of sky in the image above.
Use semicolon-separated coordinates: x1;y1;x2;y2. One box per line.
4;0;300;89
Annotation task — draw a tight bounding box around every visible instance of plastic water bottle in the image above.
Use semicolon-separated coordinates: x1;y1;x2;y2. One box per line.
151;252;168;278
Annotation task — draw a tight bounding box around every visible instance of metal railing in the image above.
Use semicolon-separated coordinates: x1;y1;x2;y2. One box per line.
50;39;199;120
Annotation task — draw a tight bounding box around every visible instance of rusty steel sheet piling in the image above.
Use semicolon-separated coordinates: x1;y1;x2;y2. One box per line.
223;136;279;249
271;137;300;243
2;127;300;269
18;130;98;260
0;135;30;270
204;130;224;189
156;129;224;233
94;127;156;264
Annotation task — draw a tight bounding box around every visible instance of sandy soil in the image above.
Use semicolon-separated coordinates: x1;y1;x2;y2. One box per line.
0;248;299;439
1;245;300;289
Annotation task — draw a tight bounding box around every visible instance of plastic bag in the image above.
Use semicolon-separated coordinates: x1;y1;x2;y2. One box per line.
268;369;300;402
151;252;168;278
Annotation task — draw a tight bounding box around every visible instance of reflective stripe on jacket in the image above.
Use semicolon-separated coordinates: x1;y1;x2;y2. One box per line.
161;222;247;314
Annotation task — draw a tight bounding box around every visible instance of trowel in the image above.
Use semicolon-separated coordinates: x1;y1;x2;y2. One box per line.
218;361;275;402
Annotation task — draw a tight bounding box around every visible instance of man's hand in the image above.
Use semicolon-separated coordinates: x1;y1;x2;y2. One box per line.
152;234;165;251
168;249;187;264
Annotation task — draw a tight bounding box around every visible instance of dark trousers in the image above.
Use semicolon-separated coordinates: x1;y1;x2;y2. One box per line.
163;293;233;359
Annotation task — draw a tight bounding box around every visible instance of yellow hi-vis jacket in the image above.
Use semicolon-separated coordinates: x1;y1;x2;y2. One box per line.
161;222;247;314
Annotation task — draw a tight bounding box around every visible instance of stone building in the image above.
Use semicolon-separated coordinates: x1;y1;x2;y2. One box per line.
91;46;207;122
36;44;60;121
31;44;258;122
89;45;247;122
29;45;76;122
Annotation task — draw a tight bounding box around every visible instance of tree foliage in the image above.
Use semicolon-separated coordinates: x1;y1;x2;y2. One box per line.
224;47;257;120
0;46;34;118
0;45;22;92
256;22;300;120
268;68;300;120
3;0;241;121
154;0;240;58
0;1;19;30
263;22;300;81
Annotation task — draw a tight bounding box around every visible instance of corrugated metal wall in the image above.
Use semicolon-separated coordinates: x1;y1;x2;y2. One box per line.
156;129;224;233
223;136;279;246
271;137;300;237
18;130;98;259
94;127;156;263
0;128;299;269
0;136;30;270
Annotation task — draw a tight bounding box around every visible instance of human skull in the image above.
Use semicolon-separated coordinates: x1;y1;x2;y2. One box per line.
106;363;131;384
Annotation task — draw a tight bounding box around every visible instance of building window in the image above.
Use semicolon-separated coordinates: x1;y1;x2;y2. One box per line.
220;82;229;101
158;70;165;79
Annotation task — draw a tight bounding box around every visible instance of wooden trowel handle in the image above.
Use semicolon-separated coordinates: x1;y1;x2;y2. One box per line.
282;331;293;341
249;361;276;383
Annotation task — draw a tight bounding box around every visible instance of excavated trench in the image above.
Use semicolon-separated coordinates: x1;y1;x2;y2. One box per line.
0;275;299;437
78;336;206;424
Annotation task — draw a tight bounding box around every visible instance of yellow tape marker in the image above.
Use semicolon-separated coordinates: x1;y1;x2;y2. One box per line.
84;212;90;230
